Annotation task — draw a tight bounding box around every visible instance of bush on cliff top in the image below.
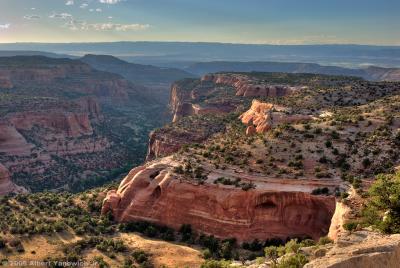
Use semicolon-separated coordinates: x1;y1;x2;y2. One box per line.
362;172;400;234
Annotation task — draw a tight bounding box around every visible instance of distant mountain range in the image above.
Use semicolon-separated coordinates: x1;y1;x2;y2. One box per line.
0;51;399;82
1;42;400;68
184;61;400;81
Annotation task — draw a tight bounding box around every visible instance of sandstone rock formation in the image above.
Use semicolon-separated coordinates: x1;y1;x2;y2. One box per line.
146;131;189;161
0;164;26;195
305;231;400;268
170;81;237;122
103;157;336;242
202;73;303;97
240;100;313;134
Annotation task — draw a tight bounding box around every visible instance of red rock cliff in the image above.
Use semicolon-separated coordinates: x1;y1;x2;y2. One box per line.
103;158;336;242
0;164;26;195
202;73;302;97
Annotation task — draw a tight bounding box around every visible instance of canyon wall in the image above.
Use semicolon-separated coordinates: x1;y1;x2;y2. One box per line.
201;73;303;97
0;164;25;195
169;81;232;122
103;158;336;242
146;131;187;161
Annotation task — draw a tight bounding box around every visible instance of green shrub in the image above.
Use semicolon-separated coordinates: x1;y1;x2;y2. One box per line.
318;236;333;245
343;222;358;232
277;253;308;268
200;260;231;268
363;172;400;234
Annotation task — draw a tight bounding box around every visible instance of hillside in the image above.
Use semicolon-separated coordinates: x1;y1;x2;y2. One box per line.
0;56;168;193
0;188;204;268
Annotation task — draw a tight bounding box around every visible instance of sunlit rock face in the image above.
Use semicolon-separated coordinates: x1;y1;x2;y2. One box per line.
240;100;313;135
102;157;336;242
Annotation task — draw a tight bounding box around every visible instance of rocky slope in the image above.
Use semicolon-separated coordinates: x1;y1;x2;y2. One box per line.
147;74;310;159
149;71;400;161
305;231;400;268
0;56;167;192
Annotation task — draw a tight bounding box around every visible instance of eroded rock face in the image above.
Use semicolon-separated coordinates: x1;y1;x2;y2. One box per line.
0;56;133;103
202;73;303;97
0;164;26;195
103;158;336;242
240;100;313;134
146;131;186;161
170;81;237;122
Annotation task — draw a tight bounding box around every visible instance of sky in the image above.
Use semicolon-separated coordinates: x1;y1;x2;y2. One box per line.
0;0;399;45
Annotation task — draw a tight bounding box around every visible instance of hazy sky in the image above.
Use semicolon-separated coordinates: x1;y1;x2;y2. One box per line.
0;0;399;45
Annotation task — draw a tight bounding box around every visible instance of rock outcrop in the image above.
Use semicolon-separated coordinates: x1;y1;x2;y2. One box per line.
305;231;400;268
170;81;237;122
240;100;313;134
146;131;188;161
202;73;303;97
0;164;25;195
103;157;336;242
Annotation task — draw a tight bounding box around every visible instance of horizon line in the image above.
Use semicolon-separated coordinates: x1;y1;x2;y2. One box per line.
0;41;400;47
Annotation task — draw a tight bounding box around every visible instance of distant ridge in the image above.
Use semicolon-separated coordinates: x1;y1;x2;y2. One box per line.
1;42;399;68
185;61;400;81
80;54;196;86
0;50;75;59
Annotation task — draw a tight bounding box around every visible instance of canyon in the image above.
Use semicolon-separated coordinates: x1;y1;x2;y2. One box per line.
0;56;167;192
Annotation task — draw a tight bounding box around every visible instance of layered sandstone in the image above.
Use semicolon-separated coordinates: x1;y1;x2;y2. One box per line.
0;56;134;103
170;81;237;122
240;100;313;134
0;122;33;156
146;131;186;161
103;157;336;242
202;73;303;97
0;164;26;195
